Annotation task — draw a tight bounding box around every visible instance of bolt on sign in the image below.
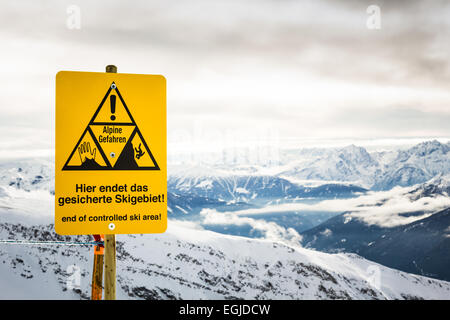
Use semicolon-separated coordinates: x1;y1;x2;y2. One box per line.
55;71;167;235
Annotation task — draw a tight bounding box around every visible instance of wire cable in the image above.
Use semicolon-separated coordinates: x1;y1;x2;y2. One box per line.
0;239;104;246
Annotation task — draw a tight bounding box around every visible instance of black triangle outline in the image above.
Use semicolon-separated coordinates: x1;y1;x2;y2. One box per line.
62;82;160;171
114;127;161;171
87;123;136;168
90;82;135;125
62;127;112;170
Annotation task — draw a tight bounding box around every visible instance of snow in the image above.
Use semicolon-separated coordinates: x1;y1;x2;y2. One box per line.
235;187;249;194
196;180;213;189
175;205;188;214
0;187;54;225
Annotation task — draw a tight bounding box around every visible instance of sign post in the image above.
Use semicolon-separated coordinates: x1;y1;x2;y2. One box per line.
104;65;117;300
104;233;116;300
55;66;167;300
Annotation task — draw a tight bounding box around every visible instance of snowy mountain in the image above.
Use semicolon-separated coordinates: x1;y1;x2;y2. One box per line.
301;177;450;281
279;145;379;187
279;140;450;190
1;218;449;300
0;158;54;194
372;140;450;190
168;173;366;205
0;159;364;219
0;141;448;299
408;174;450;199
1;140;448;197
0;158;363;242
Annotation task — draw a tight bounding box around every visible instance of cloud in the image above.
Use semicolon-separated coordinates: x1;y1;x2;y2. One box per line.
320;228;332;237
1;0;450;154
168;219;205;231
199;208;303;246
331;107;450;138
216;185;450;227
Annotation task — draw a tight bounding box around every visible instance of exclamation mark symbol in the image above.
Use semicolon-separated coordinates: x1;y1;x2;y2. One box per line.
110;95;116;121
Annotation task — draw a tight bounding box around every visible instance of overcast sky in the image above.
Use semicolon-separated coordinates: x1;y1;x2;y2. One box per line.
1;0;449;158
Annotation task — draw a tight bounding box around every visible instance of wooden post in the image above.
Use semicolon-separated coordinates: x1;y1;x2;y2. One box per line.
91;235;104;300
104;64;117;300
104;234;116;300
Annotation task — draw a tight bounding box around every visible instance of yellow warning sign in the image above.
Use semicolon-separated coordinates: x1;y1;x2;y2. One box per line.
55;71;167;235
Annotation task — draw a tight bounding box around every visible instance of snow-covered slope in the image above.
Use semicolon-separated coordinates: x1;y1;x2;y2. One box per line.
0;158;54;194
0;219;449;300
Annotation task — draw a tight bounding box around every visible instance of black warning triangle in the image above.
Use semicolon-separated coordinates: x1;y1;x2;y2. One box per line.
63;82;160;171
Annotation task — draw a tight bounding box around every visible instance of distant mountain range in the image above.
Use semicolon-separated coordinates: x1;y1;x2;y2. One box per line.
0;158;366;217
301;176;450;281
278;140;450;190
168;174;366;212
2;140;448;195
